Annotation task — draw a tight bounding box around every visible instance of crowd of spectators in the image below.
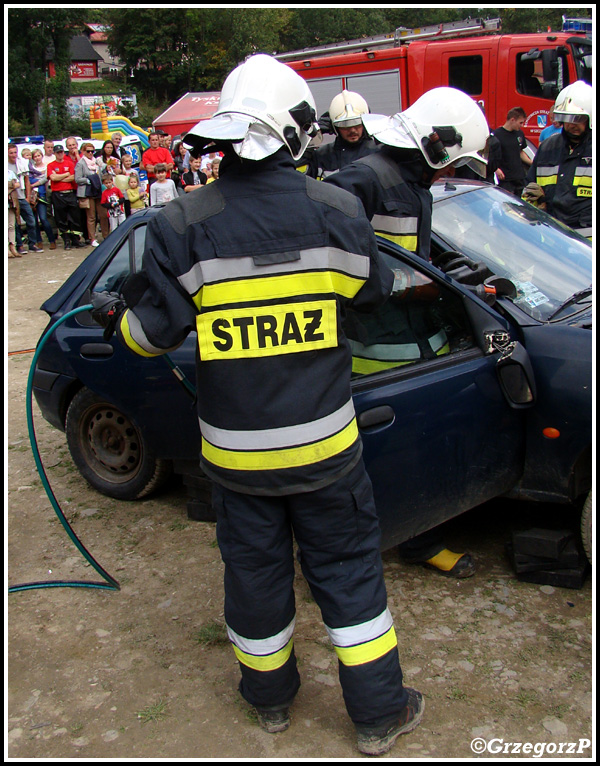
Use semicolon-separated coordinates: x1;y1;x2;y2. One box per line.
8;130;223;258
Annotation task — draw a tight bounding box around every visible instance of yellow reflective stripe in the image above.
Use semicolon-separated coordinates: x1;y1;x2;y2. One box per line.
352;357;414;374
351;342;449;375
333;626;398;667
537;175;557;187
202;418;359;471
574;175;592;188
119;311;160;358
233;638;294;671
376;232;418;252
201;271;365;308
191;288;203;311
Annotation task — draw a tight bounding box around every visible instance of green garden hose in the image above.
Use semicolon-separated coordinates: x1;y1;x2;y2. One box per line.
9;302;197;594
9;304;120;593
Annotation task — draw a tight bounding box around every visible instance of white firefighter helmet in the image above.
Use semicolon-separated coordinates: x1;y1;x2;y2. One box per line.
329;90;369;130
554;80;593;129
183;54;321;161
362;87;490;177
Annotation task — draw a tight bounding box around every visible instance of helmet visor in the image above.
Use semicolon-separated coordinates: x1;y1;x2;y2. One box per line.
184;113;286;160
361;113;418;150
187;113;253;142
555;112;589;124
452;135;490;177
335;117;364;128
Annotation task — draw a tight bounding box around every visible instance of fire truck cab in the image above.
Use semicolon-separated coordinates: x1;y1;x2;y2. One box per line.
277;17;592;146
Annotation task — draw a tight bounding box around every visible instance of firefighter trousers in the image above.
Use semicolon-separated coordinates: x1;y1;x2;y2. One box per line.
213;459;408;728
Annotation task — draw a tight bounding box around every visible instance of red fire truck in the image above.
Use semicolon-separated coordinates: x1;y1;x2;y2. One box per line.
276;17;592;146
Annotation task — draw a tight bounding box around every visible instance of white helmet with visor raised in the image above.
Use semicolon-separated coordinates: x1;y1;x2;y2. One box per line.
362;87;490;177
183;54;321;161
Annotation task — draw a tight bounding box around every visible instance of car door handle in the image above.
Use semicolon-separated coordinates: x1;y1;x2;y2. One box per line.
357;405;395;431
79;343;114;358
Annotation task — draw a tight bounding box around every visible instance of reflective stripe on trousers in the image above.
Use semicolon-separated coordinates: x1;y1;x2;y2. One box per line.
213;459;407;726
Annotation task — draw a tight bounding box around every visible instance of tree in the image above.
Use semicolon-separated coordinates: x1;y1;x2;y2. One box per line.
106;8;293;97
8;8;85;134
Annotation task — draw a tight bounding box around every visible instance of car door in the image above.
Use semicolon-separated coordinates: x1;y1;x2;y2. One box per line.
62;221;201;462
348;242;527;550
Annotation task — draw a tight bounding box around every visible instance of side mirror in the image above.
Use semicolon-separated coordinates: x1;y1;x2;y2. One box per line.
496;341;536;408
541;48;559;81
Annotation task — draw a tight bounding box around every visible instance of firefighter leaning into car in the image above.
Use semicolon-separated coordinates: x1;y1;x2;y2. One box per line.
523;80;592;240
326;88;491;579
301;90;378;179
91;54;423;757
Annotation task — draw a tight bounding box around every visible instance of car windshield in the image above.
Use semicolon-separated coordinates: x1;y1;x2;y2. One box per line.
432;185;592;321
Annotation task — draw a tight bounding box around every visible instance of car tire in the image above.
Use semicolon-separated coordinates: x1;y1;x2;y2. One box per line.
580;490;593;566
66;387;171;500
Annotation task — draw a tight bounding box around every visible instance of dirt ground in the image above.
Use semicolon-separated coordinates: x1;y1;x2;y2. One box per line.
6;242;594;760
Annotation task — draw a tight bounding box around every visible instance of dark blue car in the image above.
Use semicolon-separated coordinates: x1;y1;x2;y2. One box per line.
32;181;593;558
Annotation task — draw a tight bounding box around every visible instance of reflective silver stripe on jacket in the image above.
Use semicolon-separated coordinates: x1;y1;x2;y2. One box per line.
177;246;371;297
536;165;560;178
123;309;179;355
199;399;356;451
370;215;418;235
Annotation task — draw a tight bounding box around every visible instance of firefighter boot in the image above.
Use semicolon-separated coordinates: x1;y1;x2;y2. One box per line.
254;703;291;733
356;687;424;756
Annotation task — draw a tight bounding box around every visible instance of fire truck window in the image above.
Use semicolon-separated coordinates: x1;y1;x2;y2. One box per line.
344;252;474;379
448;56;483;95
516;52;570;97
346;72;401;115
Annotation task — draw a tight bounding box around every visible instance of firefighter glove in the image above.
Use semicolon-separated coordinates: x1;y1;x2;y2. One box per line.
522;182;546;206
91;290;127;340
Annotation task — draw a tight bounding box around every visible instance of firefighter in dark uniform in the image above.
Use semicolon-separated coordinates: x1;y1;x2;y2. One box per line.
302;90;378;179
91;55;423;757
326;88;491;579
524;81;592;239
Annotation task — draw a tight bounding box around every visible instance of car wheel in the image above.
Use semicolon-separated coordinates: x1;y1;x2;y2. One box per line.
65;388;171;500
580;490;592;566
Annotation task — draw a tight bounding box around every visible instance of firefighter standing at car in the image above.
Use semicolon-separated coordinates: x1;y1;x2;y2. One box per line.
325;87;491;261
523;81;592;239
302;90;378;179
91;54;423;757
326;87;491;579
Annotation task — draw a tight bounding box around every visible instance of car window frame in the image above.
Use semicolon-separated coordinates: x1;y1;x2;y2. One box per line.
77;221;148;326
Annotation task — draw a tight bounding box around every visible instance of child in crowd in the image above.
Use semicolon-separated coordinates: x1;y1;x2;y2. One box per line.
126;174;148;212
114;152;139;216
150;163;177;206
206;157;221;183
100;174;126;232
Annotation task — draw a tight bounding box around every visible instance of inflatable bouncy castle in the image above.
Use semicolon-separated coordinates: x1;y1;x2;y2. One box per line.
90;104;150;149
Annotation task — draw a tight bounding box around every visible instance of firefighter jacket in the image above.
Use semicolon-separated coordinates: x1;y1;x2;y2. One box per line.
304;134;378;180
526;129;592;237
117;149;393;496
325;148;433;260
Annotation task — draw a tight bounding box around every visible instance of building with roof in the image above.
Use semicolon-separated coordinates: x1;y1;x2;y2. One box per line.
47;35;104;81
84;23;125;75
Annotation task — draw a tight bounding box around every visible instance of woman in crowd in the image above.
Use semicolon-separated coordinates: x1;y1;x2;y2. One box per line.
98;140;121;178
28;147;57;250
75;142;107;245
